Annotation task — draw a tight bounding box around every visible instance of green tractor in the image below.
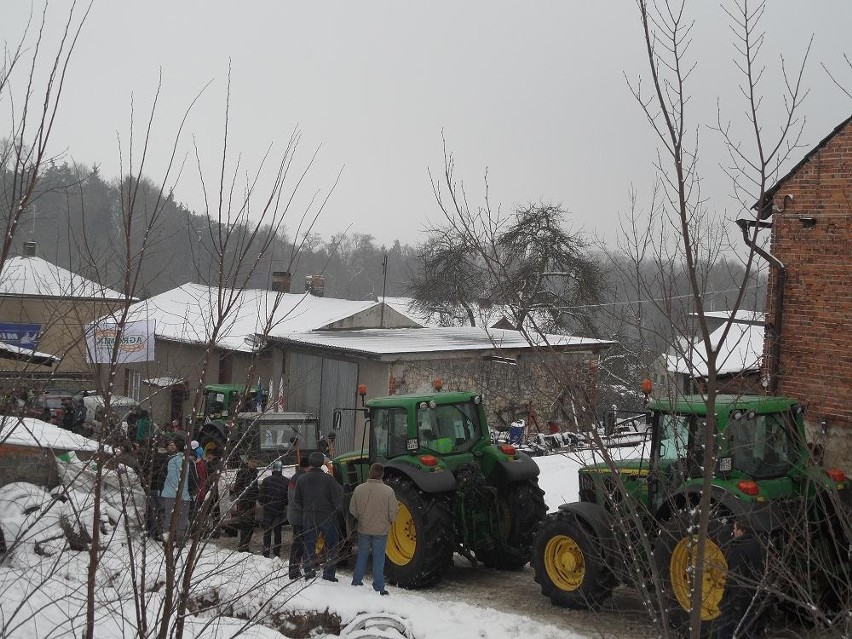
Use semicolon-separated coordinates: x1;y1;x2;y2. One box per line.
532;393;851;634
332;384;547;588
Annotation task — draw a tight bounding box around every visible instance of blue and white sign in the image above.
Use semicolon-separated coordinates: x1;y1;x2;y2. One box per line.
0;322;42;347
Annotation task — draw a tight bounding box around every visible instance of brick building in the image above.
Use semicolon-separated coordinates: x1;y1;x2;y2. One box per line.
750;113;852;466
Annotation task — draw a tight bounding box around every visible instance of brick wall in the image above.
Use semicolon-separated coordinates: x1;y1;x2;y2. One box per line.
0;444;60;488
764;117;852;468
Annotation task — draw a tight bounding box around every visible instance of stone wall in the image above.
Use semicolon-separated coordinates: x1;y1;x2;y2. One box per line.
389;351;601;432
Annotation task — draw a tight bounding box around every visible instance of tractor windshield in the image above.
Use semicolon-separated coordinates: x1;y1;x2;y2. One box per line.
726;411;795;479
417;402;482;454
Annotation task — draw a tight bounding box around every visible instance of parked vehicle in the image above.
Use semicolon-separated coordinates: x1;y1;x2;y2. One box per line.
531;392;851;635
24;387;74;423
70;390;140;437
196;410;322;468
332;382;547;588
201;383;268;420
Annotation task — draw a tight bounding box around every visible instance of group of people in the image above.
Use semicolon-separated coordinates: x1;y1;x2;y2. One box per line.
140;436;218;544
226;451;398;595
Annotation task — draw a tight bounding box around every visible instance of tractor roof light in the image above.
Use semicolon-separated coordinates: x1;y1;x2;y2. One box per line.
418;402;427;410
827;468;847;483
428;400;437;409
473;395;481;405
419;455;438;467
737;480;760;496
499;444;517;456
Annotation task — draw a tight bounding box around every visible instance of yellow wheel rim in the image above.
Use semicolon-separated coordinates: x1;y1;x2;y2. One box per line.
670;535;728;621
386;501;415;566
544;534;586;591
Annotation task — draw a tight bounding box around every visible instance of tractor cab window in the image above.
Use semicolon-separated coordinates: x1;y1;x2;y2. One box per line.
418;402;481;454
727;412;794;479
656;413;707;477
372;407;409;459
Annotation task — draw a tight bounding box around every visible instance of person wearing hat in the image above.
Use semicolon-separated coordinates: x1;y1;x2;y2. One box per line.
189;441;207;523
258;460;289;558
294;451;343;581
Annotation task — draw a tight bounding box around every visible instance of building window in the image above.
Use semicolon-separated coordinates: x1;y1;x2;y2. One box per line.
124;369;141;401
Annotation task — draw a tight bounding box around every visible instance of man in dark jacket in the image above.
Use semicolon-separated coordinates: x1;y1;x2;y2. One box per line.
294;451;343;581
286;456;311;579
258;460;289;558
716;519;766;639
232;457;259;552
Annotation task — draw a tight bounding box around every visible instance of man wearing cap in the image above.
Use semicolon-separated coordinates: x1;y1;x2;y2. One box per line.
294;451;343;581
349;463;398;595
258;460;289;558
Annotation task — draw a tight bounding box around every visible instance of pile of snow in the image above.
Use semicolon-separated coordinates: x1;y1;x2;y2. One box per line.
0;416;105;452
0;442;646;639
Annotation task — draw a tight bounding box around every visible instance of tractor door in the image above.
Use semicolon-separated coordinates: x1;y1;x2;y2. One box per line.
648;411;709;513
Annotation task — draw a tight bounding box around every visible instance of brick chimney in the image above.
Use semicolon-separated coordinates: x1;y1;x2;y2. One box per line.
271;271;292;293
23;241;38;257
305;274;325;297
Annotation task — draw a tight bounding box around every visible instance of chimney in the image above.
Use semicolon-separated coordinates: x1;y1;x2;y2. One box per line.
23;241;38;257
304;274;325;297
271;271;292;294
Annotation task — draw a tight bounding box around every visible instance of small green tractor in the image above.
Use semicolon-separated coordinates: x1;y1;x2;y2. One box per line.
532;394;851;634
332;384;547;588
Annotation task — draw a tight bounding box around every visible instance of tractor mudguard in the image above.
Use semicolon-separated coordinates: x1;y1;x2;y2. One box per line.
678;485;786;534
385;459;457;493
556;501;618;560
486;451;541;486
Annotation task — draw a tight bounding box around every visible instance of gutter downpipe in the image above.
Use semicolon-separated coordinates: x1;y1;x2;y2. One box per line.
735;217;785;395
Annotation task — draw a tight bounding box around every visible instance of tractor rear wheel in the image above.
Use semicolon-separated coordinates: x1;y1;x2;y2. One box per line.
477;479;547;570
532;510;615;608
654;510;729;637
384;476;454;588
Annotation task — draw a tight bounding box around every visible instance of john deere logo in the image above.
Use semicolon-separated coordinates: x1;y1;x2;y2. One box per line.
95;328;145;353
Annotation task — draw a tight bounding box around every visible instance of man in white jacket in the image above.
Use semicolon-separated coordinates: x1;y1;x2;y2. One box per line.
349;463;398;595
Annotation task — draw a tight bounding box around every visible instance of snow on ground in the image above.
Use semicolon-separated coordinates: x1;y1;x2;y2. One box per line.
0;435;648;639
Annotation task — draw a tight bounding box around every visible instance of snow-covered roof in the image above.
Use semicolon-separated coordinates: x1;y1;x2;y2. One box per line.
0;417;103;452
666;321;764;377
0;255;126;300
143;377;185;387
693;310;765;325
0;342;60;366
275;326;614;359
380;296;434;326
119;283;415;352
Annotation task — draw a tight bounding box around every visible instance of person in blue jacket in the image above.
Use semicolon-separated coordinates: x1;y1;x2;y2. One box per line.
160;438;194;543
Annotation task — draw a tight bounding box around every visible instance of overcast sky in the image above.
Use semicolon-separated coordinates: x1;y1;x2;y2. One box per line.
4;2;851;248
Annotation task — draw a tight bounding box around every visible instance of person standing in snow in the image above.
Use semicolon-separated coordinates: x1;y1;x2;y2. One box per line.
160;439;194;543
286;456;311;579
716;519;766;639
294;451;343;581
258;460;289;558
349;463;398;595
232;457;260;552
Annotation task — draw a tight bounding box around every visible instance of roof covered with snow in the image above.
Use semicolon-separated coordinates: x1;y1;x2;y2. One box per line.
0;342;60;366
666;321;764;377
0;255;127;300
119;283;419;352
275;326;614;359
0;417;103;452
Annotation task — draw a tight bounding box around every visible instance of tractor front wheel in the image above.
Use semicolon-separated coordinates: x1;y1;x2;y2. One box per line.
384;476;454;588
531;510;615;608
654;510;729;637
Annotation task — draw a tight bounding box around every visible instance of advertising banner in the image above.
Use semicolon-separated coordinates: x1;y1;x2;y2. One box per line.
0;322;42;347
85;319;155;364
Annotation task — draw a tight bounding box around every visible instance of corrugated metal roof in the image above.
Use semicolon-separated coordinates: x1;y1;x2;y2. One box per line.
0;256;126;299
275;326;614;359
